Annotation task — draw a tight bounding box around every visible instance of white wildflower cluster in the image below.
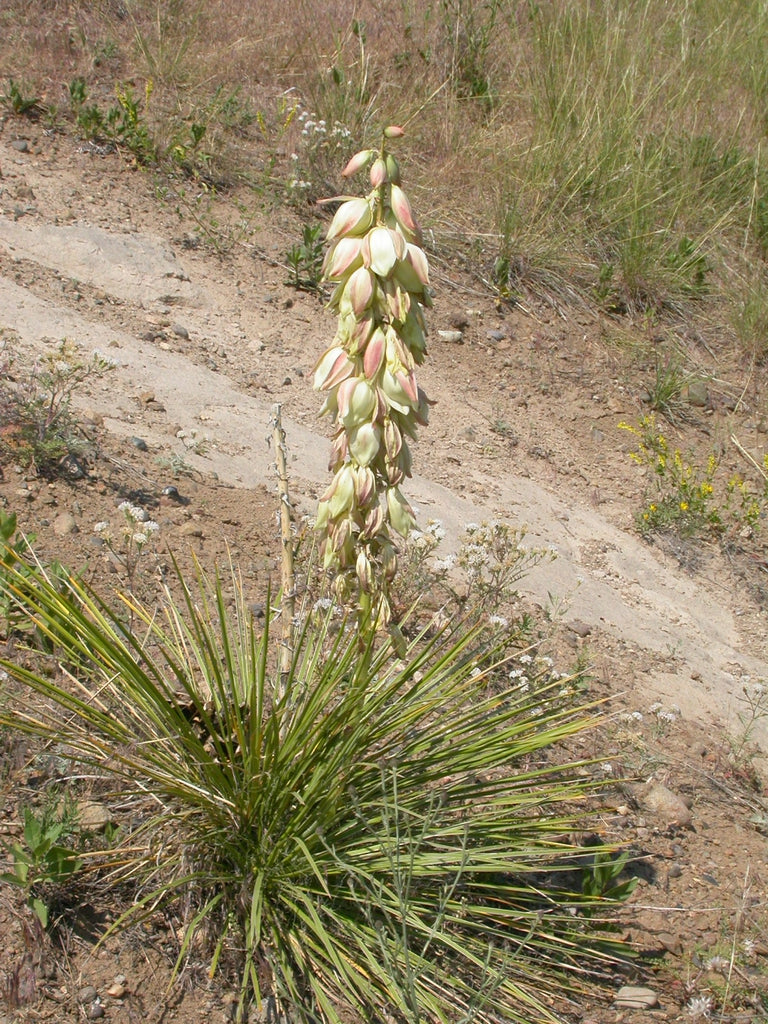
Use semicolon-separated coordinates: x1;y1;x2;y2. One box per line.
508;648;572;701
456;520;555;607
685;994;712;1019
649;701;681;728
742;677;767;704
118;501;160;547
618;710;645;725
288;109;353;197
705;955;729;973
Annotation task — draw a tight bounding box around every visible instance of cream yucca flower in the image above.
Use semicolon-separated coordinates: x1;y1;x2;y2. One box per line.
314;127;432;622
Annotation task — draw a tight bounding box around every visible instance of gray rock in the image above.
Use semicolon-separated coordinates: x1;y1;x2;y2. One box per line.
78;986;98;1004
12;139;30;153
78;800;112;832
614;986;659;1009
638;781;693;827
684;380;708;407
53;513;78;537
172;323;189;339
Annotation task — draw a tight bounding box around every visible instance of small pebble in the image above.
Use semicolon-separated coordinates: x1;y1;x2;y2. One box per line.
129;437;148;451
437;330;464;344
78;986;98;1004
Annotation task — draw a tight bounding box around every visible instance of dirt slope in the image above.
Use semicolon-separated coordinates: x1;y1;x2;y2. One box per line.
2;127;768;1022
1;131;766;741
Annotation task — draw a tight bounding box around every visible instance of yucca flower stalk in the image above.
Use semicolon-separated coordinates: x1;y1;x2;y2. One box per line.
314;126;432;626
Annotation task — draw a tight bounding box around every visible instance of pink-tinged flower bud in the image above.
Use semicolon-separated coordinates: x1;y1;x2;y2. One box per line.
313;346;355;391
331;515;352;552
351;314;375;352
336;376;358;421
385;154;401;185
345;266;375;316
380;540;398;579
386;460;404;485
321;464;355;518
349;422;381;466
362;503;385;539
328;429;348;469
384;417;402;460
363;327;386;379
386;282;411;322
390;184;422;244
355;466;376;505
356;550;373;592
398;370;418;402
381;368;414;414
327;197;374;241
313;345;344;389
384;125;405;138
323;236;364;280
342;148;375;177
369;157;388;187
388;484;416;540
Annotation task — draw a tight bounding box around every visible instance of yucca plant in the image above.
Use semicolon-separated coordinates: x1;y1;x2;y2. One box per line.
0;548;631;1024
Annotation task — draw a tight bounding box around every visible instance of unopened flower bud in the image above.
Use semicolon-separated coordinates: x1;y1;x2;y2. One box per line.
356;550;373;592
342;148;376;177
384;125;405;138
369;157;388;187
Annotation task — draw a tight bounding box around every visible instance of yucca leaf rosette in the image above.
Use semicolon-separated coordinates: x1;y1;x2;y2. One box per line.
314;127;432;621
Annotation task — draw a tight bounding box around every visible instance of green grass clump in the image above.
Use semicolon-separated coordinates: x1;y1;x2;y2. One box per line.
0;549;631;1024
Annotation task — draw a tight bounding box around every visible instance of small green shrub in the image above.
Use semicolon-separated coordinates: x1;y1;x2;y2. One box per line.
620;414;768;541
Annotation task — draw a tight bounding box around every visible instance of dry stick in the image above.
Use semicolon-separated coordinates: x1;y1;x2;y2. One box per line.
271;404;295;704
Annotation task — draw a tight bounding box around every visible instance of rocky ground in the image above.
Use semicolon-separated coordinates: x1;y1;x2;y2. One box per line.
1;123;768;1022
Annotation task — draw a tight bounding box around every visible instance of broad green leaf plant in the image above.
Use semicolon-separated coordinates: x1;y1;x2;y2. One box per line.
314;126;431;626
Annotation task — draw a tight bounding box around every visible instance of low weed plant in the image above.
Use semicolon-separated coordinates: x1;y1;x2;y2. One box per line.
0;801;83;929
0;339;112;478
620;415;768;543
286;223;325;291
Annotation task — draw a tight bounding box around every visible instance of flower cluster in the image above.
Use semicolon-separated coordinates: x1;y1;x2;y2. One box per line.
314;126;432;621
288;109;354;200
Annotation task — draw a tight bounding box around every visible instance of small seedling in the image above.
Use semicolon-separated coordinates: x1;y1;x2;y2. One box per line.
1;804;83;928
285;223;324;291
1;78;44;119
